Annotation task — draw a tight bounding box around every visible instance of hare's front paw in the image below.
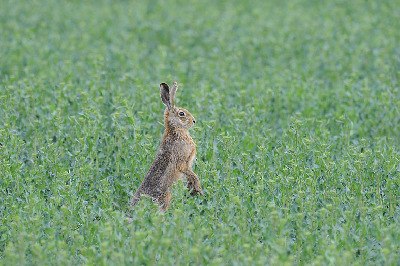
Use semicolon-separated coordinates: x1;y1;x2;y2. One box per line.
190;185;204;196
187;179;203;196
192;188;204;196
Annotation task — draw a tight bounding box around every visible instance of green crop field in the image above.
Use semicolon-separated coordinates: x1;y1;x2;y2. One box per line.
1;0;399;265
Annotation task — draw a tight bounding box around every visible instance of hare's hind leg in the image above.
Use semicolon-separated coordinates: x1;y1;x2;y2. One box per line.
130;191;142;207
158;191;171;212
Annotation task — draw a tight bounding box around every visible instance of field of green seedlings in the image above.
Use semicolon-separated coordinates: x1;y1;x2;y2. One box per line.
1;0;399;264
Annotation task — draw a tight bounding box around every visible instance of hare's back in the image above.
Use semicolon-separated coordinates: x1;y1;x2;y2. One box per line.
140;149;171;195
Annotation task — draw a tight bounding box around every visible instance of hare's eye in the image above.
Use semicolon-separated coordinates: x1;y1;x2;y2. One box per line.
178;111;185;117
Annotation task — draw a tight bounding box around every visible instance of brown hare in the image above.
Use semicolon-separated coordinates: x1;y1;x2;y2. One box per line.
130;81;203;211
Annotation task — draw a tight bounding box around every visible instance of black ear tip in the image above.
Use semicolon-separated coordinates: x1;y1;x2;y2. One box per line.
160;82;169;88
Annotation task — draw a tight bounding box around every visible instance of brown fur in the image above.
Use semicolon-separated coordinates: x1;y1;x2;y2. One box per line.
130;82;203;211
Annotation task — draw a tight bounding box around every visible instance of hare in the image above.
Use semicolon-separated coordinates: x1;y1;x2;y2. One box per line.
130;81;203;211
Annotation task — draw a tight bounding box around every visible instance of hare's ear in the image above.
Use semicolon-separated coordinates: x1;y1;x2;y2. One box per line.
170;81;178;107
160;83;171;109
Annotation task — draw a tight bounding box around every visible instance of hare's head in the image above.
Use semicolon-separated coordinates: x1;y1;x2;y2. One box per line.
160;82;196;130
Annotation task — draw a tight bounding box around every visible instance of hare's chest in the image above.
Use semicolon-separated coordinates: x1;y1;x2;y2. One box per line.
174;140;195;158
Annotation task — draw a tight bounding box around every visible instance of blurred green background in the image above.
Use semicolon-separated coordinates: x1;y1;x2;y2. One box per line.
0;0;399;264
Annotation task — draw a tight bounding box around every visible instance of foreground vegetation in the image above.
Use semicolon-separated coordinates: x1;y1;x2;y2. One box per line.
1;0;399;264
